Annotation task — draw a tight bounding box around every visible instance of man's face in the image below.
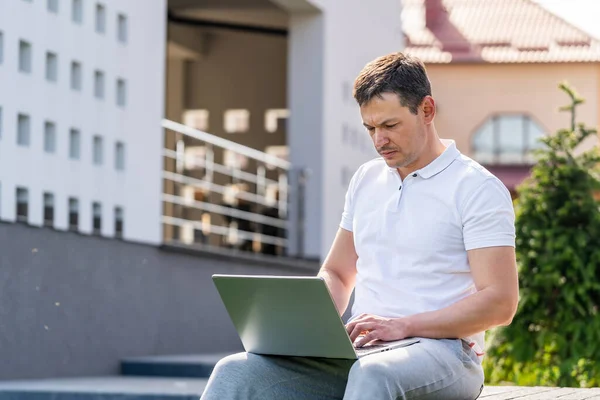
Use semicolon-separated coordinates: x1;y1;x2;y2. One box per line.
360;92;426;169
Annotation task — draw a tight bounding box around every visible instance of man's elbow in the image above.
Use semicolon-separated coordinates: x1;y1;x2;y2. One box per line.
496;297;519;327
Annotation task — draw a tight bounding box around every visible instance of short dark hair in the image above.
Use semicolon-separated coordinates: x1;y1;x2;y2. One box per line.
353;52;432;115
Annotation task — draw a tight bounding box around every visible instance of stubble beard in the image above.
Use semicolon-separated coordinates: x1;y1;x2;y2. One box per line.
388;152;419;169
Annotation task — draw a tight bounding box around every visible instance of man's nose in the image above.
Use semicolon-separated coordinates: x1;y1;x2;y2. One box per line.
373;129;389;147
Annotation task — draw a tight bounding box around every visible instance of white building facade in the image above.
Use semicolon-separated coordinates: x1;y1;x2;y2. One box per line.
0;0;166;244
0;0;401;259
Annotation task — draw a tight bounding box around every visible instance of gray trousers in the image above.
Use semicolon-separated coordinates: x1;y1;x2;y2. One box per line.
200;338;484;400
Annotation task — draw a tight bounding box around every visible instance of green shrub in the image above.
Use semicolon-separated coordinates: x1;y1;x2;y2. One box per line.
483;83;600;387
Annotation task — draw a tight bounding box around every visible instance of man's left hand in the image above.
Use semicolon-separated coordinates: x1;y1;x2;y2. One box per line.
345;314;411;348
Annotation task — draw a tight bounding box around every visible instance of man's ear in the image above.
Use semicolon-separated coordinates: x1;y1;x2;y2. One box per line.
421;96;436;124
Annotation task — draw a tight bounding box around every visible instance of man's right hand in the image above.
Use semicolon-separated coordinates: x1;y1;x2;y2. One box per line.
346;314;412;348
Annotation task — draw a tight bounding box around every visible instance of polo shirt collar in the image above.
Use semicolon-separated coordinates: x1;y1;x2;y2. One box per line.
388;139;460;179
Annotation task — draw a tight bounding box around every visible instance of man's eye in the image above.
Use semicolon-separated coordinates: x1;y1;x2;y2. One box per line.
386;124;397;129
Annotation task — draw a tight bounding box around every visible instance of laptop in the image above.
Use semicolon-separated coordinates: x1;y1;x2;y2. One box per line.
212;274;419;359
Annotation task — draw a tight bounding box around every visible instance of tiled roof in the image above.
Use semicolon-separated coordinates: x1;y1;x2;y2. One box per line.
402;0;600;63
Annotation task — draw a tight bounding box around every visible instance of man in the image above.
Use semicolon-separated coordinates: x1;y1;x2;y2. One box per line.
201;52;519;400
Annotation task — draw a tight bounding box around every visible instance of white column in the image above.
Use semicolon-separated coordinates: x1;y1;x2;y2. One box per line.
283;0;403;260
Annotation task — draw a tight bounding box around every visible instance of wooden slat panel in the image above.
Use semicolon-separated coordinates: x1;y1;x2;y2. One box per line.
480;386;527;397
521;388;582;399
556;389;600;399
481;387;559;399
481;387;600;400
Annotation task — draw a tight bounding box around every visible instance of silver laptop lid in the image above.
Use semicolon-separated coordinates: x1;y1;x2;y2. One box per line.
212;275;358;359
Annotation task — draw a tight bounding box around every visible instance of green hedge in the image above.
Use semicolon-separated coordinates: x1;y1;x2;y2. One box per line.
483;83;600;387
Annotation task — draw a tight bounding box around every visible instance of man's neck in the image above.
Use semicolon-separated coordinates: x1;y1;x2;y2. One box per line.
397;133;446;180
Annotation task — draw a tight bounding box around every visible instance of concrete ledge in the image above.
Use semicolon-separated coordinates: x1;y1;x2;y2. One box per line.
121;354;231;378
161;242;321;272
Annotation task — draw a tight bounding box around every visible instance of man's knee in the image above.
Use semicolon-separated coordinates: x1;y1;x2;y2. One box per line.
347;356;394;384
212;352;253;376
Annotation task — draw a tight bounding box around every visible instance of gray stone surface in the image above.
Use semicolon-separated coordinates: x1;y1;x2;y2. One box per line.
0;222;318;380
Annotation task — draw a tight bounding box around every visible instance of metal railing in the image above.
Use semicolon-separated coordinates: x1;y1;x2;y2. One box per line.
162;119;302;257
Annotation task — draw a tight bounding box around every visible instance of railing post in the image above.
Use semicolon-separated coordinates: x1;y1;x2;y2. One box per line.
205;144;214;183
176;139;185;173
257;165;266;197
278;171;288;218
175;139;185;242
296;168;309;259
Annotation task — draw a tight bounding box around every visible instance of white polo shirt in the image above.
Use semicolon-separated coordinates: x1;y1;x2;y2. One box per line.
340;139;515;354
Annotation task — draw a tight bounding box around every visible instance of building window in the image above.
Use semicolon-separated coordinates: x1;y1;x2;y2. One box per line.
44;121;56;153
265;109;289;133
17;114;30;146
472;114;547;165
95;3;106;33
46;52;58;82
184;146;207;170
94;70;104;99
71;61;82;91
69;128;81;159
116;78;126;107
92;202;101;234
48;0;59;13
114;206;123;238
72;0;83;24
93;135;103;165
43;192;54;227
224;149;249;169
16;187;28;222
19;40;32;73
115;141;125;170
224;109;250;133
117;14;128;43
183;109;209;131
68;197;78;231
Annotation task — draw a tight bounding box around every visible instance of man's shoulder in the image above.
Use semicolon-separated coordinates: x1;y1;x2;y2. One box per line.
450;154;502;187
345;158;388;196
449;154;512;209
353;157;388;180
360;157;388;171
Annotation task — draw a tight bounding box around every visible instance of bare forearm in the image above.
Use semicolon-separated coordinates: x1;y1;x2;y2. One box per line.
318;268;354;315
406;288;517;339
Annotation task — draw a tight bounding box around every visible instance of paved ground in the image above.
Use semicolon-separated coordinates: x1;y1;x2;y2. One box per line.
0;379;597;399
481;386;600;399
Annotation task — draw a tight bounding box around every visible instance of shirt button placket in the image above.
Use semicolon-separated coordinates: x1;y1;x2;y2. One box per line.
396;183;403;209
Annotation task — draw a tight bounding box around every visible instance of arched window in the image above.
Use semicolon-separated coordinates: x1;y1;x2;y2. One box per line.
472;114;546;165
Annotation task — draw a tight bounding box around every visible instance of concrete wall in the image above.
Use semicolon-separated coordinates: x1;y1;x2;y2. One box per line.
284;11;324;260
0;0;166;244
426;63;600;156
0;222;318;380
